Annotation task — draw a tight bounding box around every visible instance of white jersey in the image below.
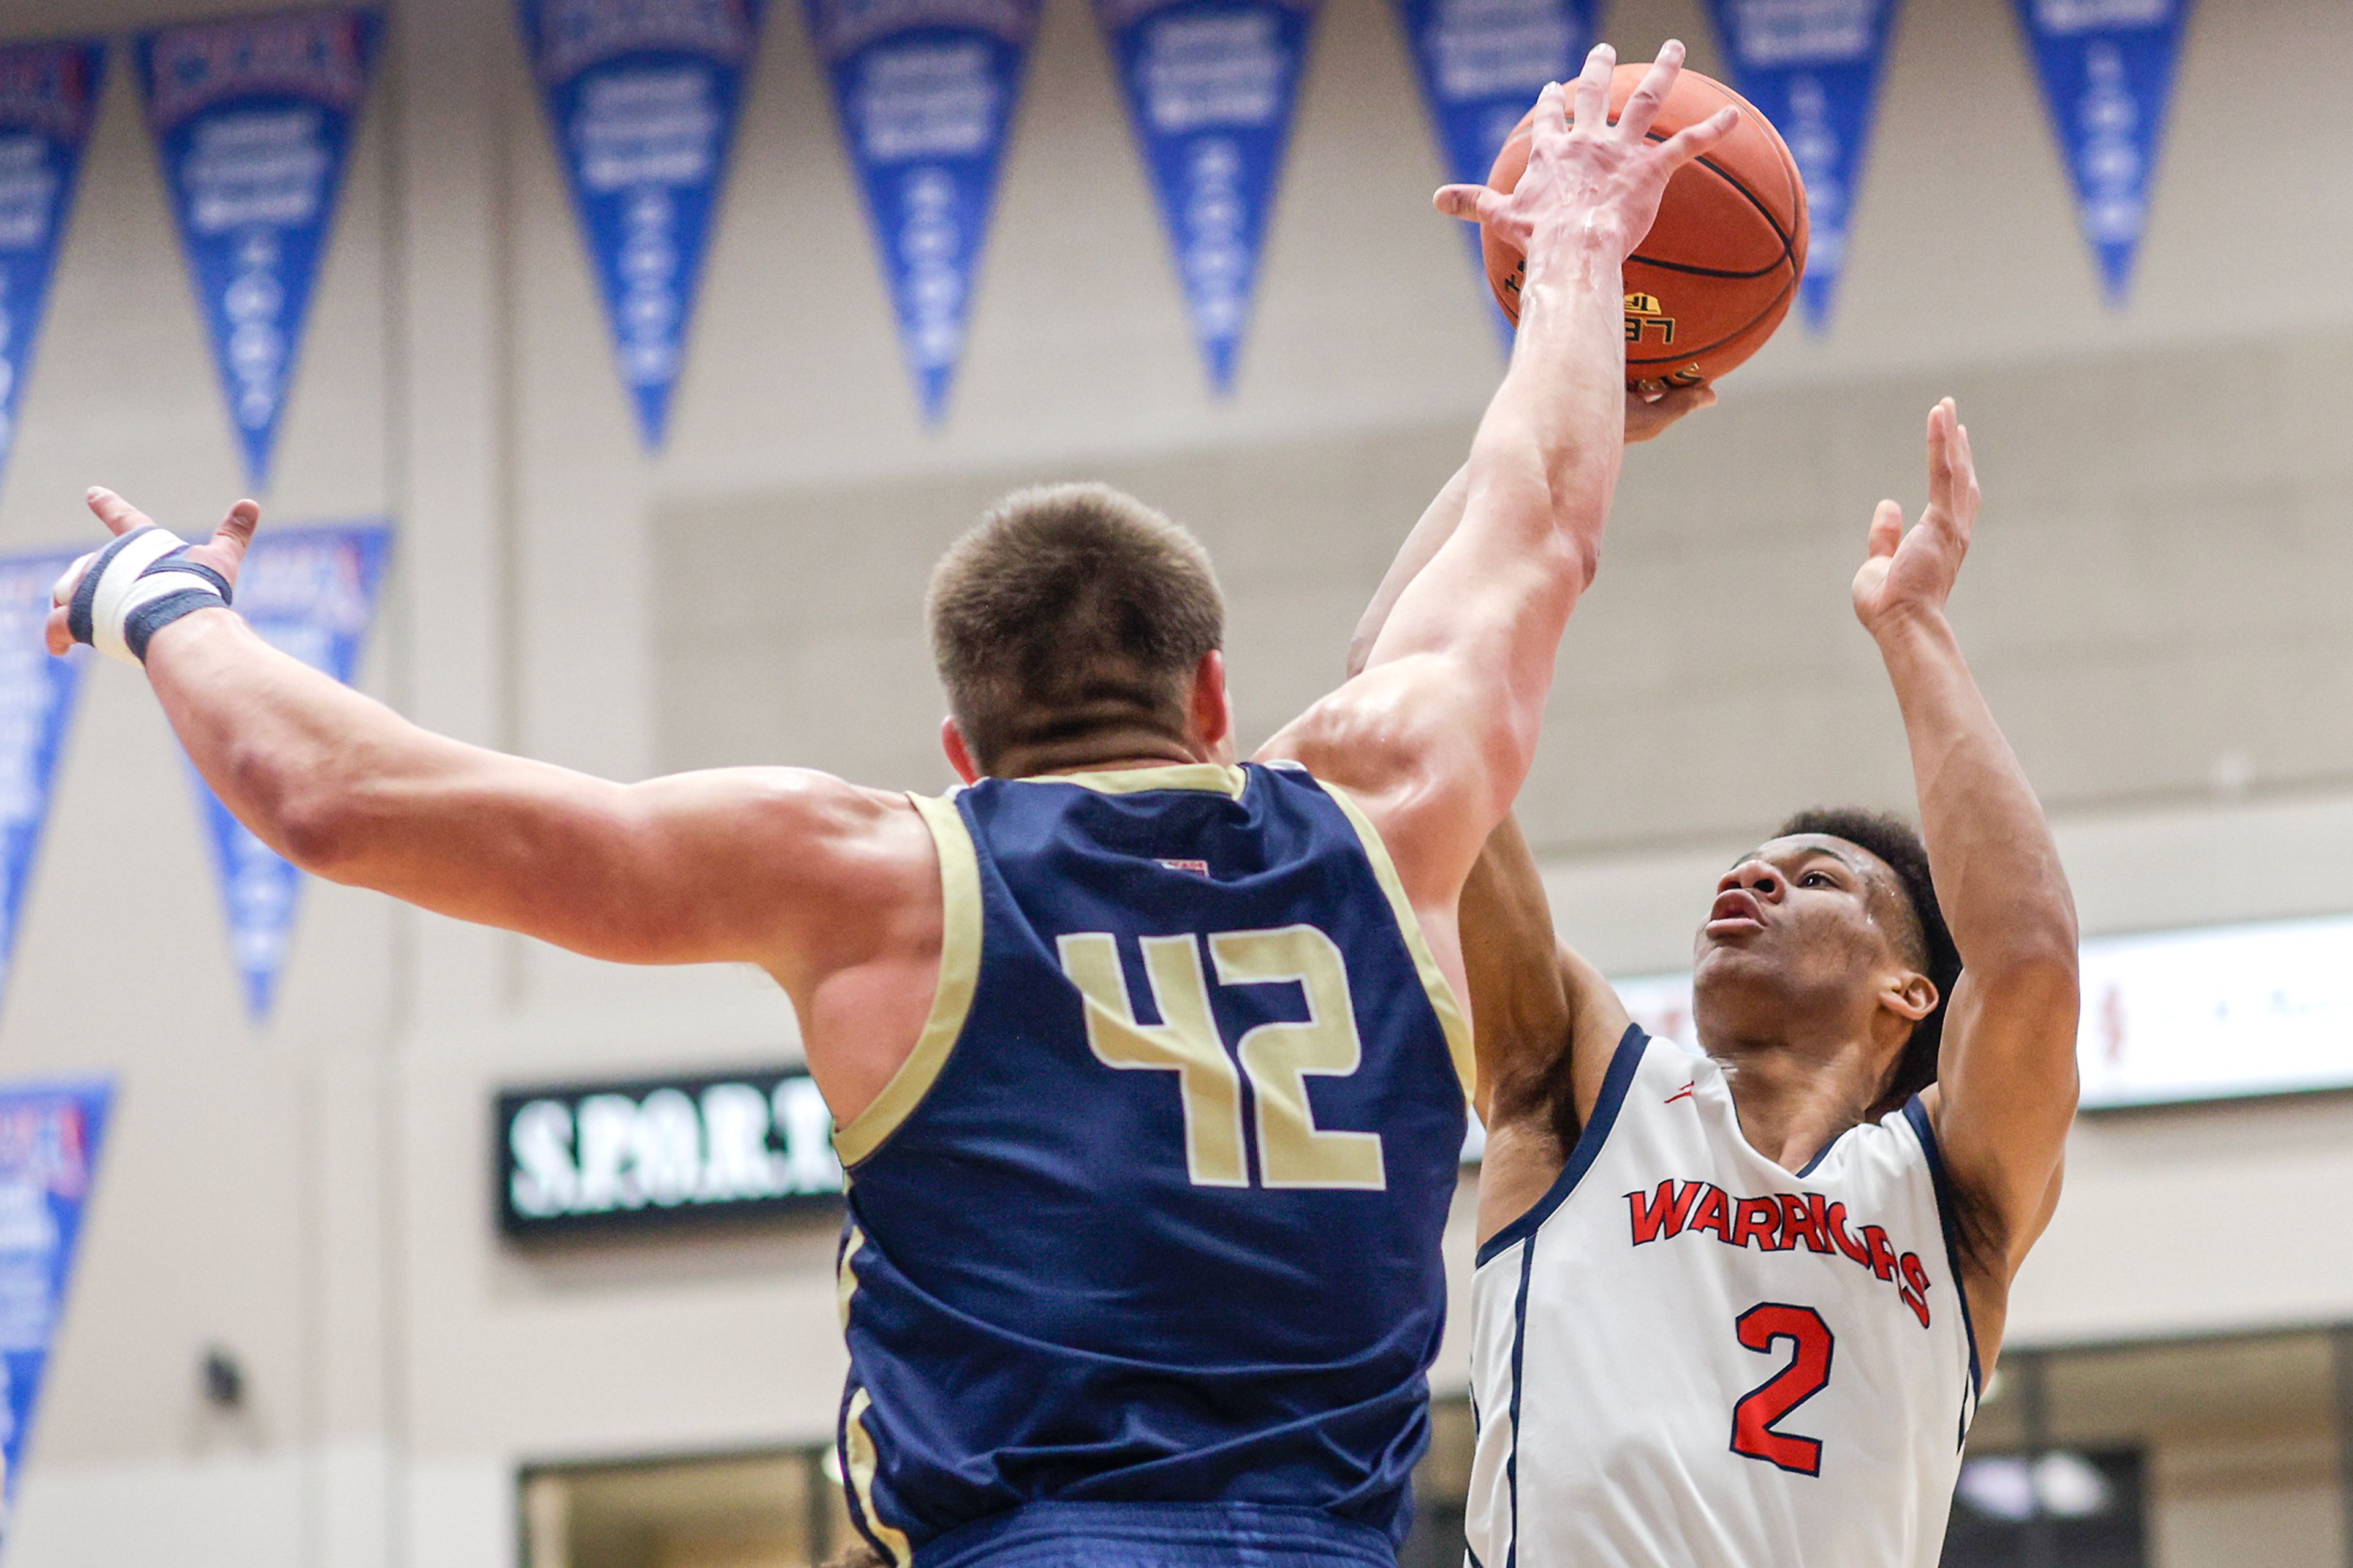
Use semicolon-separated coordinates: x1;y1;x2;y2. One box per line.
1466;1026;1980;1568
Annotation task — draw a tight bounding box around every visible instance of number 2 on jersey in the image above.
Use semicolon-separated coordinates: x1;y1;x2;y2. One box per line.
1058;926;1387;1191
1729;1303;1835;1477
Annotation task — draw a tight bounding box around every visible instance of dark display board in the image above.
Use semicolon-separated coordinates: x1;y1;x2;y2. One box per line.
498;1066;843;1240
1942;1448;2146;1567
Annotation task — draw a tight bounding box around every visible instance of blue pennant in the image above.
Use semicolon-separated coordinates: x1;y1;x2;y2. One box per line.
0;43;105;500
0;1078;110;1542
810;0;1040;423
1703;0;1900;330
1098;0;1320;393
1390;0;1588;346
520;0;767;449
135;7;381;488
2014;0;2192;303
0;553;86;1021
189;524;390;1022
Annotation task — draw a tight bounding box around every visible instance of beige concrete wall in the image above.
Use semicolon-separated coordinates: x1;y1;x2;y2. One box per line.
0;0;2336;1564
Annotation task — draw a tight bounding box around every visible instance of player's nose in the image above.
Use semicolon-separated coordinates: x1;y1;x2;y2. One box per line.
1716;861;1783;902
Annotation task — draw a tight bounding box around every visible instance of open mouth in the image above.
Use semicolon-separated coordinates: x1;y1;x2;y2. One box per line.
1706;888;1766;936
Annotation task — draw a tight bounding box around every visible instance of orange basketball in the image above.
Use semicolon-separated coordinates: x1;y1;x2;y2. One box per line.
1483;65;1808;392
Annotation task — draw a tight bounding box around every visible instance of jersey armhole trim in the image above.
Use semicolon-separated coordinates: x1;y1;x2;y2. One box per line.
832;793;985;1168
1904;1094;1985;1398
1319;780;1477;1104
1474;1024;1649;1268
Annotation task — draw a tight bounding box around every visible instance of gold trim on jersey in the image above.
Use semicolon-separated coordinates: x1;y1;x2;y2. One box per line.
1017;762;1248;798
844;1387;912;1565
832;794;984;1167
1321;782;1477;1104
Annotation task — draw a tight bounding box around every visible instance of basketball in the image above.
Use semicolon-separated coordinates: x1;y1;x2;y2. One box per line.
1482;65;1808;392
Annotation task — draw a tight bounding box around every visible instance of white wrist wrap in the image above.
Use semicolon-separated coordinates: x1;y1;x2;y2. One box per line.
64;526;232;665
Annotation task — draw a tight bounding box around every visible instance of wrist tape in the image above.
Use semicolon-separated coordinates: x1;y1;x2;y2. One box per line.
65;526;232;665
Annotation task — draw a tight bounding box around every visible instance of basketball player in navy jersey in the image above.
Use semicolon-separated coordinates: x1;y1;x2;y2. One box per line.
1350;400;2080;1564
50;42;1731;1568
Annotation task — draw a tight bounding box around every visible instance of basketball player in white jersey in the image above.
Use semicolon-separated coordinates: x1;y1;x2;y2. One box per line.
1351;399;2080;1565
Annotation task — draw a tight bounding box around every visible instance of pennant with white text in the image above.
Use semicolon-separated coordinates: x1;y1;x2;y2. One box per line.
1391;0;1587;338
0;42;105;499
1703;0;1899;329
2015;0;2192;302
135;7;381;486
810;0;1040;422
1099;0;1319;392
520;0;766;447
0;553;85;1020
0;1078;110;1543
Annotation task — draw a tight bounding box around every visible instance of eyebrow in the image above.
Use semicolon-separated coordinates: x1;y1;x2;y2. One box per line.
1730;842;1869;877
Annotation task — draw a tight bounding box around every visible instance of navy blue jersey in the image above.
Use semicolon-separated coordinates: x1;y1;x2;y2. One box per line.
833;762;1472;1566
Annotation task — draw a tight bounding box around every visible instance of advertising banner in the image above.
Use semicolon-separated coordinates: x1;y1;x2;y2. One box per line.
520;0;767;447
0;1078;109;1539
810;0;1040;422
2015;0;2192;301
1391;0;1586;336
0;43;105;499
0;553;83;1021
1099;0;1319;392
136;7;381;486
189;523;389;1021
1616;908;2353;1112
501;1063;842;1240
1703;0;1899;328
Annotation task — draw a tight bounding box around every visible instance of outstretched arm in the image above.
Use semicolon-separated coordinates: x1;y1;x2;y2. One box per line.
1857;402;2080;1288
45;491;926;993
1265;40;1737;914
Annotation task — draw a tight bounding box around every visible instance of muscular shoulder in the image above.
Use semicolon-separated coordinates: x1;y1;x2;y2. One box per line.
633;767;938;977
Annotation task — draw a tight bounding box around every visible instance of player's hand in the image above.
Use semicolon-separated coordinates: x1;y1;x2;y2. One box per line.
1433;40;1738;275
1625;383;1714;443
1853;399;1977;637
45;488;260;656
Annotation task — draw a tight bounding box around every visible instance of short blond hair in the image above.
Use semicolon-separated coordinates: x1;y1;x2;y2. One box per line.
926;483;1224;773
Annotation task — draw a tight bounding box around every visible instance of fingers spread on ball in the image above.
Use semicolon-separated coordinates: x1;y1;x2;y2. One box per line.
1659;105;1740;167
1572;45;1613;132
1617;39;1686;140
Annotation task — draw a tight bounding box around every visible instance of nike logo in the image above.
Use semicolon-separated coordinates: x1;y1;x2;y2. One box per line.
1664;1082;1696;1107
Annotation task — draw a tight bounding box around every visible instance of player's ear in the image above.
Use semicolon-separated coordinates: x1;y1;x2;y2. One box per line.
1882;968;1937;1025
1191;650;1233;756
942;717;982;784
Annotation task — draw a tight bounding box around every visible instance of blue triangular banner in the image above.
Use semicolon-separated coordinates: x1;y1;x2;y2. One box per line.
0;553;85;1020
1098;0;1320;393
809;0;1041;423
2014;0;2192;303
188;523;390;1021
135;7;382;488
1703;0;1900;330
0;43;106;501
0;1077;110;1542
519;0;767;449
1390;0;1588;346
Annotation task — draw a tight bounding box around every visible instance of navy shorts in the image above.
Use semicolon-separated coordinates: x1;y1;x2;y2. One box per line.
912;1502;1398;1568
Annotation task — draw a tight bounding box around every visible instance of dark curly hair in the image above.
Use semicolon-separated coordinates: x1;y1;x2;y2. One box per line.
1776;808;1960;1116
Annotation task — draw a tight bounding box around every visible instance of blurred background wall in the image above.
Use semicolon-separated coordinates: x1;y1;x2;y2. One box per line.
0;0;2342;1563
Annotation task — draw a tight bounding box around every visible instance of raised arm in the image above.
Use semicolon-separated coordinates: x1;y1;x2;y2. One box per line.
45;491;932;1001
1855;401;2080;1294
1265;40;1736;912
